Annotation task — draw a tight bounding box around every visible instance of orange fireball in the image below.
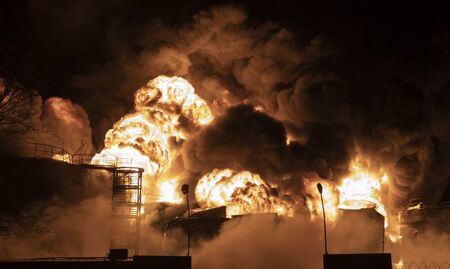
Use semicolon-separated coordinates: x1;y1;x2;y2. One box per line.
195;168;293;218
92;75;213;204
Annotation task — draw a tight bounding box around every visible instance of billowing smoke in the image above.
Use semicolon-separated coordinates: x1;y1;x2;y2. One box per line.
0;93;94;155
182;105;291;183
37;97;94;154
1;1;450;264
0;196;111;258
192;214;450;269
194;214;323;269
70;4;450;264
0;89;98;258
66;4;450;212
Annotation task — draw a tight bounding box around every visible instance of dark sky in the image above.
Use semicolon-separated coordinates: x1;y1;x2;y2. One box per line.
1;1;449;98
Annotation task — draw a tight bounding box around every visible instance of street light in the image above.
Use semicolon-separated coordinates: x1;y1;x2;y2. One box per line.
317;183;328;254
181;184;191;256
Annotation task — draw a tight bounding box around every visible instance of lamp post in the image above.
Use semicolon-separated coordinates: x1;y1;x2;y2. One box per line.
317;183;328;254
181;184;191;256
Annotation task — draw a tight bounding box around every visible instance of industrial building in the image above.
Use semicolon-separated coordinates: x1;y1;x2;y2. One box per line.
399;199;450;238
0;142;190;268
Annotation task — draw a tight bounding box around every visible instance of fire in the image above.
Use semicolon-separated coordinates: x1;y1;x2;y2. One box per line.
387;215;403;243
92;75;213;203
157;178;183;203
337;159;388;225
304;158;390;227
285;133;294;145
52;153;72;163
195;168;293;218
91;75;392;230
134;75;213;138
388;234;402;243
305;179;339;222
393;259;404;269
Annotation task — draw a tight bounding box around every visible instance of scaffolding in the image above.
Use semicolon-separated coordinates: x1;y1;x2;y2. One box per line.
110;167;143;255
0;141;145;257
72;153;145;256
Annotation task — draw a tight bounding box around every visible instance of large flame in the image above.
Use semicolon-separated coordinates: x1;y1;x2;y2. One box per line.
91;75;393;228
338;159;388;225
305;179;339;222
304;157;389;226
92;75;213;203
195;168;293;218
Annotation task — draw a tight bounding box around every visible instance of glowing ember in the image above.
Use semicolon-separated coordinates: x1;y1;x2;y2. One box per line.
285;133;294;145
92;75;213;204
195;169;293;217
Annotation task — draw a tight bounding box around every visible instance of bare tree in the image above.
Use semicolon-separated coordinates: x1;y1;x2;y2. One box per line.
0;78;37;134
0;9;52;136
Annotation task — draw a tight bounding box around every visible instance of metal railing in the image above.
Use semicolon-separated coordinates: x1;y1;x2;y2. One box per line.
398;261;450;269
0;141;145;256
0;141;72;163
77;154;145;170
0;141;144;170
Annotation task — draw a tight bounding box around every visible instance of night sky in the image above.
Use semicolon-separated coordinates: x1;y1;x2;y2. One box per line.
3;1;449;98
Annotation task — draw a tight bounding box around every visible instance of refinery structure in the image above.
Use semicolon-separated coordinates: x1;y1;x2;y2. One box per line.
0;142;145;256
0;141;390;255
2;1;450;269
0;76;449;269
1;140;449;268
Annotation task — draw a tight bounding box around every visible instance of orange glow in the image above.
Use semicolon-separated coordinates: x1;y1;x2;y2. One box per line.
157;178;183;203
337;159;388;226
195;169;293;218
92;75;213;204
393;259;404;269
52;153;72;163
285;133;294;145
387;216;403;243
304;157;390;227
388;233;402;243
305;179;339;222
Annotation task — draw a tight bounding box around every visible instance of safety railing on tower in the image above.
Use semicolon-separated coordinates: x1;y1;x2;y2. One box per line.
110;167;143;255
0;141;145;256
0;141;72;163
0;141;144;169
